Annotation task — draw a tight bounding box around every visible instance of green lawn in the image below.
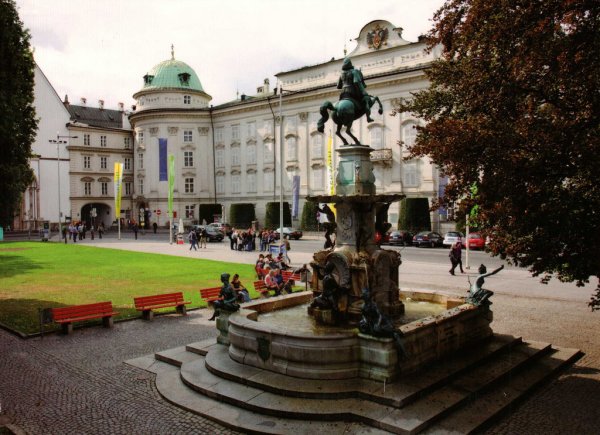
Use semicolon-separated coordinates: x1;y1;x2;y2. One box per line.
0;242;257;335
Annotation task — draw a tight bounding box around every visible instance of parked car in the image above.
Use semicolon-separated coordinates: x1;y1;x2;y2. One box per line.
466;232;485;250
388;230;413;246
274;227;303;240
443;231;464;248
193;225;224;242
412;231;444;248
375;231;390;245
208;222;230;234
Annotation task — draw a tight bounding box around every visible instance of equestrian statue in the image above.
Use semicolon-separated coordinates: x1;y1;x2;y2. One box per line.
317;57;383;145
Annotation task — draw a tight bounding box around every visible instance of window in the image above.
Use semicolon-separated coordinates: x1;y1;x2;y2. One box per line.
138;178;144;195
247;122;256;139
231;125;240;142
100;135;107;147
312;134;323;159
231;146;240;166
124;137;131;148
184;177;194;193
84;134;90;146
216;175;225;194
83;156;91;169
183;95;191;104
403;160;419;187
125;182;132;195
101;182;108;195
124;158;131;170
402;122;417;148
263;171;274;192
247;144;256;164
264;141;274;162
247;172;256;192
137;131;144;144
184;151;194;167
312;167;324;189
185;205;195;218
286;136;297;161
370;126;383;149
183;130;193;142
138;153;144;169
84;182;91;196
100;156;107;169
215;127;224;144
231;174;241;193
264;120;273;136
215;148;225;167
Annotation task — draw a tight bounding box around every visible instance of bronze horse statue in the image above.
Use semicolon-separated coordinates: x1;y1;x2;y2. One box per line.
317;95;383;145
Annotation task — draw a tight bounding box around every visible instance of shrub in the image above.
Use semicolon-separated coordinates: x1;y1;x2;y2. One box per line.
265;202;291;229
300;200;319;231
229;203;256;228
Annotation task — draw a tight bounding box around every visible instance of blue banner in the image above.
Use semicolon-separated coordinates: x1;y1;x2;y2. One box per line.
292;175;300;218
159;138;167;181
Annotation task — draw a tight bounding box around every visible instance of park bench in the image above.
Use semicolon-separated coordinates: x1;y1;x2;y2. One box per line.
51;301;118;335
200;287;222;305
133;291;190;321
253;280;270;297
281;271;301;283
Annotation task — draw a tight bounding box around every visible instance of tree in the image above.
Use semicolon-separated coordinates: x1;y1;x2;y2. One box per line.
264;202;291;229
300;200;319;231
0;0;37;227
398;198;431;233
395;0;600;309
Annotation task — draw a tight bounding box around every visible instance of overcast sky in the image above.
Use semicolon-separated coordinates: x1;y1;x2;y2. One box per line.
16;0;445;110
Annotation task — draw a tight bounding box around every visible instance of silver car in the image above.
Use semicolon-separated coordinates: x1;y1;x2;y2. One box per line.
443;231;464;248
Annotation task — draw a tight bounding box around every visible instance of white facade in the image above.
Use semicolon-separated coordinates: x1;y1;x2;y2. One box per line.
129;20;447;230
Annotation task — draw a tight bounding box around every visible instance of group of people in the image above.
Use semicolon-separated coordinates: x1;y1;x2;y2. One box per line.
226;228;290;253
188;227;208;250
63;222;104;242
255;253;290;273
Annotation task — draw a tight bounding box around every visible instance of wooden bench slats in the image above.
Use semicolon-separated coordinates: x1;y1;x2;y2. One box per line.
281;271;301;282
133;292;190;311
200;287;222;303
253;280;268;295
52;302;116;323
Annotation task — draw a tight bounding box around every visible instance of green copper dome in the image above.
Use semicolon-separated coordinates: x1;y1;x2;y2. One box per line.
141;58;204;92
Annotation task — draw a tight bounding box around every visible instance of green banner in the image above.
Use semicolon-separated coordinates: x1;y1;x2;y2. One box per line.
168;155;175;217
113;162;123;217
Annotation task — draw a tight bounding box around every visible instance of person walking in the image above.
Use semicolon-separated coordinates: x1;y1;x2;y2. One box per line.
199;227;207;248
189;229;198;251
153;222;158;234
98;222;104;239
449;241;465;275
133;223;138;240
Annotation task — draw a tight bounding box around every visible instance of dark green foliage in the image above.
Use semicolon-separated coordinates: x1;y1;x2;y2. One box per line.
0;0;37;226
398;198;431;233
198;203;222;224
395;0;600;309
229;203;256;228
264;202;291;229
300;200;319;231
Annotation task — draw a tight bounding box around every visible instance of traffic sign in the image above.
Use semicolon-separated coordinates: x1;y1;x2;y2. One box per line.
156;209;161;216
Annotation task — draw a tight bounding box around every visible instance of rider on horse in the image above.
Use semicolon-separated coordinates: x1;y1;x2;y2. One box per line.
337;58;374;123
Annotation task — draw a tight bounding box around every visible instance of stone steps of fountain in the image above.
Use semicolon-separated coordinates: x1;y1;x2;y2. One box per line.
141;335;582;434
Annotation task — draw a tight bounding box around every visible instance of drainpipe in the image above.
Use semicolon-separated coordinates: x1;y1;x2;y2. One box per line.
209;106;217;205
267;95;277;200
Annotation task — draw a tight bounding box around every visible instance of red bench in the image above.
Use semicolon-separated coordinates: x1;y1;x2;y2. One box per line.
133;292;190;320
281;271;301;283
51;301;118;335
253;280;269;297
200;287;222;305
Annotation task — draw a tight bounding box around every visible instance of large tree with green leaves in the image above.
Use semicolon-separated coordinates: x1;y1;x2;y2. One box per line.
0;0;37;227
396;0;600;309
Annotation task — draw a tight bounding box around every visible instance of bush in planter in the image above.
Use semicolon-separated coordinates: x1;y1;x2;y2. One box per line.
300;201;319;231
229;203;256;228
265;202;291;229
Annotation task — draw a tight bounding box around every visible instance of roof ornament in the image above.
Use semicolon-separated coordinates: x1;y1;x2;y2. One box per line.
171;44;175;60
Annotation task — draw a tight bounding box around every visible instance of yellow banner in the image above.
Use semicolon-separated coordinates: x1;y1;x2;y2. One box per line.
326;133;336;217
114;162;123;218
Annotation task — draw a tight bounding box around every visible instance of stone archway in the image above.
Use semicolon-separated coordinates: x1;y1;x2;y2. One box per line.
80;203;112;229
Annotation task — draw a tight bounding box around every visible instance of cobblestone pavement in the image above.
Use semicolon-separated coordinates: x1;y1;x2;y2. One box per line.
0;311;240;435
2;236;599;434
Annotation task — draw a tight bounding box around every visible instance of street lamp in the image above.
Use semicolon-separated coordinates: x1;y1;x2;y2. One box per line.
49;133;77;243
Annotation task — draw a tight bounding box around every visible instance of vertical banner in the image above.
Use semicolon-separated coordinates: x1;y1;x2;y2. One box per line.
113;162;123;217
159;138;168;181
292;175;300;218
326;134;335;196
167;154;175;217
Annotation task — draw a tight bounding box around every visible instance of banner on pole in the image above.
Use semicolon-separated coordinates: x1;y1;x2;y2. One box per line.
113;162;124;218
326;133;336;216
292;175;300;218
159;138;168;181
168;154;175;217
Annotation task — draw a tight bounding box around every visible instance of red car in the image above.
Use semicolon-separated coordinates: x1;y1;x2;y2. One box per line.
466;232;485;250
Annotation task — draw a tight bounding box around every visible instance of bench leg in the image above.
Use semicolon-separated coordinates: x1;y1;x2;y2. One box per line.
61;322;73;335
142;310;154;321
176;305;187;316
102;316;114;328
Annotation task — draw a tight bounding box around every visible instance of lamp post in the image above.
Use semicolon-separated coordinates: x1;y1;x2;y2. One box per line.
49;134;77;243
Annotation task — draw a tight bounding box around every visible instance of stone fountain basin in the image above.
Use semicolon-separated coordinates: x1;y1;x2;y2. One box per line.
226;290;493;382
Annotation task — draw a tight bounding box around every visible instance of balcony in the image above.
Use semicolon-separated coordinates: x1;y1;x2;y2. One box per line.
370;148;393;166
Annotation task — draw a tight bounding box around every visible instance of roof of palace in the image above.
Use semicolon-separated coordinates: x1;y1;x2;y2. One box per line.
65;104;124;129
139;58;204;93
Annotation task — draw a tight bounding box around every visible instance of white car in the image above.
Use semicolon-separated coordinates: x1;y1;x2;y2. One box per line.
443;231;464;248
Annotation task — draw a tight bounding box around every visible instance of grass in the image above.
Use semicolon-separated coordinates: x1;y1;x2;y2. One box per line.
0;242;258;335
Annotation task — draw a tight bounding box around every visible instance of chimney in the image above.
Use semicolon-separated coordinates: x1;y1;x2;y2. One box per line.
80;97;87;106
98;99;104;109
64;94;70;106
118;102;124;112
263;78;270;94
